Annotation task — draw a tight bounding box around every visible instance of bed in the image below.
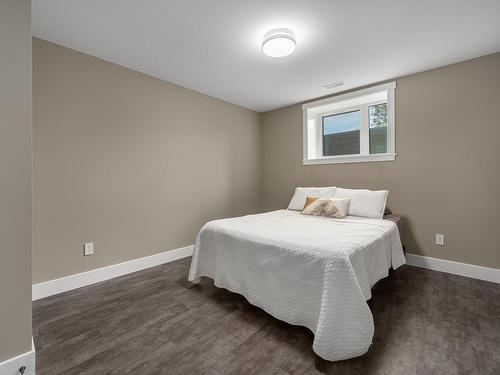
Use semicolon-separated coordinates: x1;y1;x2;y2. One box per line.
188;209;405;361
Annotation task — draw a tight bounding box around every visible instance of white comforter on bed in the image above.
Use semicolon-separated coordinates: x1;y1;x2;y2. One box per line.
188;209;406;361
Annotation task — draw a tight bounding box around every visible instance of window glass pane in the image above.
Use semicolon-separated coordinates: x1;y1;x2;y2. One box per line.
369;103;388;154
322;110;360;156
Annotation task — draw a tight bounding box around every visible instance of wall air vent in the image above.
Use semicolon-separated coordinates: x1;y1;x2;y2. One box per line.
322;81;344;89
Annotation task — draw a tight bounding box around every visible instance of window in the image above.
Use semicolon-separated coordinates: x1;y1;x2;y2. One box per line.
322;110;360;156
302;82;396;165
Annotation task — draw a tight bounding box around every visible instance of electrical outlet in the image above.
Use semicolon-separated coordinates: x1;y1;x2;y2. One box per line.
84;242;94;256
435;234;445;246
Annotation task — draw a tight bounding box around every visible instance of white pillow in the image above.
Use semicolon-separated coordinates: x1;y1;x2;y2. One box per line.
330;198;351;218
334;188;388;219
287;187;337;211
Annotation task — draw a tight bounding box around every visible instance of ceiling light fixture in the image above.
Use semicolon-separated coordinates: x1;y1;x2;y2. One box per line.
262;28;296;58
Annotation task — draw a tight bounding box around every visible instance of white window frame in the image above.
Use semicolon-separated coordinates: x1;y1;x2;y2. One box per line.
302;82;396;165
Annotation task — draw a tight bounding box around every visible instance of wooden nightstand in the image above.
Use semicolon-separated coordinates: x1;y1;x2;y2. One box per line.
384;214;401;227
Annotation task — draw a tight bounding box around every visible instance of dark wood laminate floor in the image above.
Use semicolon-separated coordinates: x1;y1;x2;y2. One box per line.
33;258;500;375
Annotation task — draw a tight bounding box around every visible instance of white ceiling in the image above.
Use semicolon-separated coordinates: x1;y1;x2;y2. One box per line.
33;0;500;112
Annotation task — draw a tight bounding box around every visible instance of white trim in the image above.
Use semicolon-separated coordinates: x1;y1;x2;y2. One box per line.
302;81;396;110
303;153;396;165
359;105;369;155
302;109;308;165
32;245;194;301
406;254;500;284
0;337;36;375
387;85;396;154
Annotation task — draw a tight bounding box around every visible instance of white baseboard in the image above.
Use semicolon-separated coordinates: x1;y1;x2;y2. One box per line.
0;337;35;375
406;254;500;284
32;245;194;301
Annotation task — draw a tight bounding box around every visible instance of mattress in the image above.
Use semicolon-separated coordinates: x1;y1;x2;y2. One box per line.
188;209;406;361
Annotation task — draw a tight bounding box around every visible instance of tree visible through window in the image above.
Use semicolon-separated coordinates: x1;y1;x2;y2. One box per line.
369;103;387;154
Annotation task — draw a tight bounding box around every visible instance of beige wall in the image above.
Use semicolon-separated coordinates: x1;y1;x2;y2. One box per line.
32;36;500;283
33;38;262;283
262;53;500;269
0;0;33;361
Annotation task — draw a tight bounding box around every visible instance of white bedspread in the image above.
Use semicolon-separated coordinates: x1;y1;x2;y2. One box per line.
188;209;406;361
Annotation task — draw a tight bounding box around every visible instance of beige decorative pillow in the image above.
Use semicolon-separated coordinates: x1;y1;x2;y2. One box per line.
303;196;319;209
301;198;346;218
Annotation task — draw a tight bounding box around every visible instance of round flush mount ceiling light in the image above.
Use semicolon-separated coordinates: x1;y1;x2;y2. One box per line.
262;28;296;58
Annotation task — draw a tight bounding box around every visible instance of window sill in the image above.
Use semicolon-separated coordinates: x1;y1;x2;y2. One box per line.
303;153;397;165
